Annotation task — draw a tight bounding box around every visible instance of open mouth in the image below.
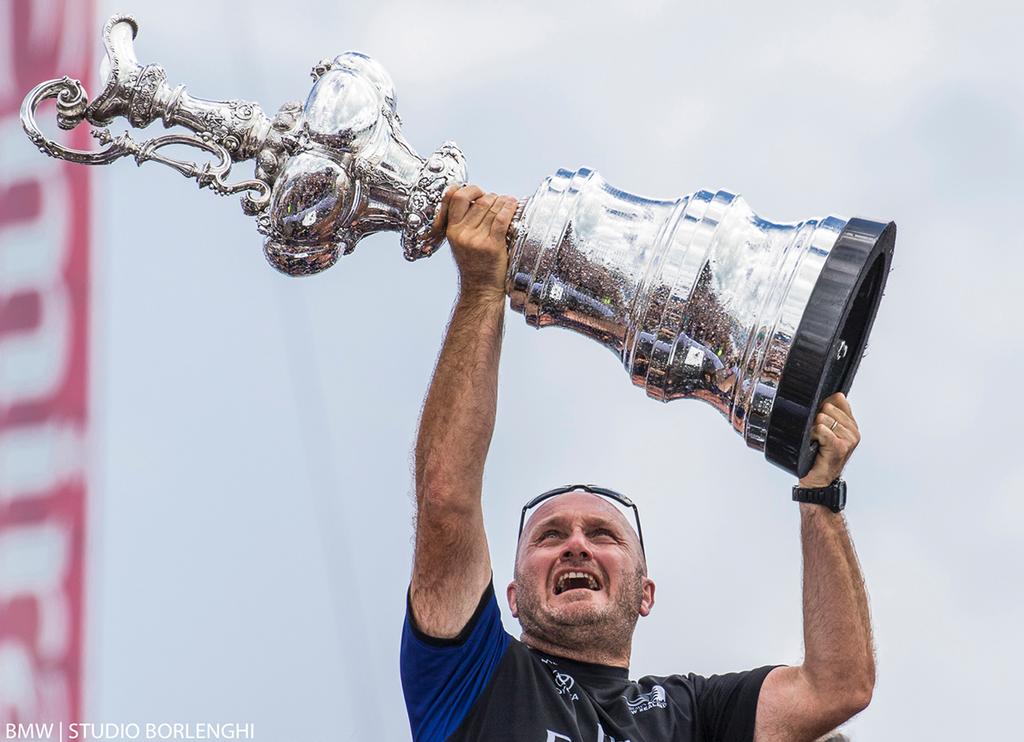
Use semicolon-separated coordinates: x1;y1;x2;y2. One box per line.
554;571;601;595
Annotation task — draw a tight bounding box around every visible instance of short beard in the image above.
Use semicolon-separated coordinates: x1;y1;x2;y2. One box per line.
515;563;645;661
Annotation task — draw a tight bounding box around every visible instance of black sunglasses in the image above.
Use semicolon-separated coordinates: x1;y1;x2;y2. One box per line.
517;484;646;557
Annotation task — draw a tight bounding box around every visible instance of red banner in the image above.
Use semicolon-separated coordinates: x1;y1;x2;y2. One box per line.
1;0;93;722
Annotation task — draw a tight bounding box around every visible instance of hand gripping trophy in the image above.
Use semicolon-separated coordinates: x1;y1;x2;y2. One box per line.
22;15;895;476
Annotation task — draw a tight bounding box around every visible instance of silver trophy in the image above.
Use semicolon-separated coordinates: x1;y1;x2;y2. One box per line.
22;15;895;476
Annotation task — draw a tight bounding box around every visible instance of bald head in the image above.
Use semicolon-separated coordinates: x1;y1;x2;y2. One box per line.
516;490;646;575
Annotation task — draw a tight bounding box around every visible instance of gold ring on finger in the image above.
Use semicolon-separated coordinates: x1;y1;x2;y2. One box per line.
830;418;839;432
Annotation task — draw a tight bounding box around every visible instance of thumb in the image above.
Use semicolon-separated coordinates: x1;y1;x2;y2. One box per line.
434;185;458;234
447;184;485;227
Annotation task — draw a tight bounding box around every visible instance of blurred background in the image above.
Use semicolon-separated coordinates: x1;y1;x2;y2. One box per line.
2;0;1022;739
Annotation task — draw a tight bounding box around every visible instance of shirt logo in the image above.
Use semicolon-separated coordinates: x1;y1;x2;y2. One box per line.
541;658;580;702
554;670;580;701
624;685;667;714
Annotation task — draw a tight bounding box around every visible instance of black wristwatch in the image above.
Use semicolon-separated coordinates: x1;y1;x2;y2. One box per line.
792;478;847;513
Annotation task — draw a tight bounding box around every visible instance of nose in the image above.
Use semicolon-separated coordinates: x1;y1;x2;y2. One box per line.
561;528;592;560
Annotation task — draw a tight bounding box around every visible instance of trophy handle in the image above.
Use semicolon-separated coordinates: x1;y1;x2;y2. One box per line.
21;77;130;165
21;76;271;207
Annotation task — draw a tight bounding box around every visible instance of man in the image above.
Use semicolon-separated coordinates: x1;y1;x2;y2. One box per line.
400;186;875;741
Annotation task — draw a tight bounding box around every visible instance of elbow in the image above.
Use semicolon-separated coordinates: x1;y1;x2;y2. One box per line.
807;666;875;726
832;673;875;721
844;681;874;717
852;656;877;713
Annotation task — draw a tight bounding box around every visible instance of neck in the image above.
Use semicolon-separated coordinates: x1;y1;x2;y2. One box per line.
519;630;632;669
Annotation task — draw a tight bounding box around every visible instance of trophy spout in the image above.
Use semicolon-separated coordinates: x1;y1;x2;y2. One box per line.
86;16;141;126
85;15;277;164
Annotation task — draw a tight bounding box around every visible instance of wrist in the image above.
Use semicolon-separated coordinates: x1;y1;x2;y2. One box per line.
793;478;846;513
798;475;835;489
456;287;506;308
798;502;843;518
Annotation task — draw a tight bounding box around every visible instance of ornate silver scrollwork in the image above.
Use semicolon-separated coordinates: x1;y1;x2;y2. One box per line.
401;142;467;261
21;15;276;215
21;75;271;206
310;59;335;81
21;15;467;274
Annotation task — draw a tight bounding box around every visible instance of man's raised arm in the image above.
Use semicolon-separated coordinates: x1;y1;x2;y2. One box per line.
409;186;519;639
755;393;876;742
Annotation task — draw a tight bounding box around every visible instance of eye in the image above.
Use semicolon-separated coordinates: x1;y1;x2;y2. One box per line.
538;529;562;542
590;528;618;542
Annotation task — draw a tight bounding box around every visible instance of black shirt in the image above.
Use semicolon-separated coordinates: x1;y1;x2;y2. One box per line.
401;582;775;741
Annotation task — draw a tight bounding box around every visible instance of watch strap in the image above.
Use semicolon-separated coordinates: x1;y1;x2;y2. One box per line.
792;478;847;513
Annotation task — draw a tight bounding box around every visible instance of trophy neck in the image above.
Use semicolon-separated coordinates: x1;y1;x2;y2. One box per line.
346;126;427;239
507;168;849;454
508;168;677;354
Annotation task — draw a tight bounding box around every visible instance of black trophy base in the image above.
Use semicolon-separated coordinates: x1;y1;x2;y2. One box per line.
765;218;896;477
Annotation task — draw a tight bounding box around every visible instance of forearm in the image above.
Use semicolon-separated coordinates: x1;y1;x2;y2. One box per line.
799;503;875;714
415;294;505;509
755;395;871;742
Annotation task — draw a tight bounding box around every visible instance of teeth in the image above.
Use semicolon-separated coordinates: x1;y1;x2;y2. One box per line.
555;571;600;594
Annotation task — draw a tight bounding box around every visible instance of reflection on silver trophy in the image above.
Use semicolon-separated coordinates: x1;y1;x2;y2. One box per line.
22;15;895;476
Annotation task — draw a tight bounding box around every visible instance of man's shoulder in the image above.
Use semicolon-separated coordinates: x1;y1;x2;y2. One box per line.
620;670;701;711
627;666;778;715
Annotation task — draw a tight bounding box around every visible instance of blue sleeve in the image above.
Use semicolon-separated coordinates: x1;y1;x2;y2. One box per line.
400;581;511;742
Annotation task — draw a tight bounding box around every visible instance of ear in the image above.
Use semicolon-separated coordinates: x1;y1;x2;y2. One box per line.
506;580;519;618
639;577;656;617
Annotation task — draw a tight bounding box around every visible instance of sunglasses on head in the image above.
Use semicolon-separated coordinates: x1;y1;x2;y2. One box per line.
517;484;646;558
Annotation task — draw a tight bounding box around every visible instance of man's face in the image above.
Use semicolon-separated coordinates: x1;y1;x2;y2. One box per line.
507;491;655;654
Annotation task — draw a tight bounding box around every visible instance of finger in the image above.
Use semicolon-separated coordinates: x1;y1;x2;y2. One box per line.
821;401;857;433
810;425;844;466
448;185;481;226
815;412;841;435
834;395;859;436
490;196;519;241
465;193;499;229
433;184;459;231
817;414;858;448
834;414;861;446
448;185;486;226
812;421;843;448
478;194;507;235
828;392;854;418
809;423;832;447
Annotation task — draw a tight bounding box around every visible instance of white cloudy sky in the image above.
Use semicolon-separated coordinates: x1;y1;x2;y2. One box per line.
52;0;1024;739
